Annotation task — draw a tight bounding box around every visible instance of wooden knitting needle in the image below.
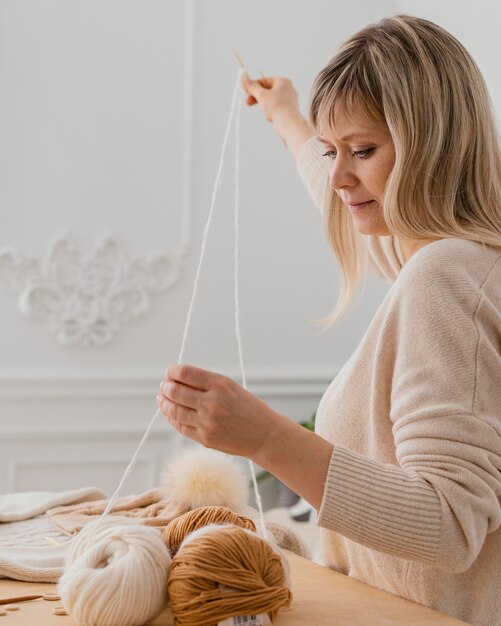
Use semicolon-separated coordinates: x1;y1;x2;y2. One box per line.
231;50;284;144
0;594;44;605
232;48;250;91
232;49;270;87
259;70;271;89
232;48;246;72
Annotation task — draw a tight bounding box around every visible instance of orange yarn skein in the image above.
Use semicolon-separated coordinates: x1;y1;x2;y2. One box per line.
163;506;256;555
168;525;292;626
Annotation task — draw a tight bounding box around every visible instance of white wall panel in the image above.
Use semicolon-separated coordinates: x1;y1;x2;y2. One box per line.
1;0;494;498
9;458;154;494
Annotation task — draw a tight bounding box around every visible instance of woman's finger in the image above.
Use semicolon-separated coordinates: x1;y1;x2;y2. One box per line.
169;417;198;440
242;75;269;98
157;396;198;427
165;364;213;391
257;76;271;89
160;379;201;410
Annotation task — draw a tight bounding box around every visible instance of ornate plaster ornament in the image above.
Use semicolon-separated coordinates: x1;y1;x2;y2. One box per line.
0;236;183;347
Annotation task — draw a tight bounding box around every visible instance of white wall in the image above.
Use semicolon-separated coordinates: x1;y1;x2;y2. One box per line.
0;0;496;496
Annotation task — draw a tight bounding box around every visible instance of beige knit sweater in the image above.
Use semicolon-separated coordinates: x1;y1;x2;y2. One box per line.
298;137;501;626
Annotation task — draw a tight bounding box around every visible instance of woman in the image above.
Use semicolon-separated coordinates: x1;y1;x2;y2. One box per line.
157;15;501;626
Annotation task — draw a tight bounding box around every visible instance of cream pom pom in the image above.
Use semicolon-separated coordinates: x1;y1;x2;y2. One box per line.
160;450;249;517
58;516;171;626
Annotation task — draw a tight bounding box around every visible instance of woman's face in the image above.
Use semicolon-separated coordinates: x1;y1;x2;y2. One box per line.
318;105;395;236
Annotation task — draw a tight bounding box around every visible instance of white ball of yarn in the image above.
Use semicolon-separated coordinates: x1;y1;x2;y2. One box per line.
58;516;171;626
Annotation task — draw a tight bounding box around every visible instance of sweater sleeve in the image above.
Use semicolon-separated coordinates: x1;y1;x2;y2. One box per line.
296;136;330;212
317;246;501;573
296;137;402;283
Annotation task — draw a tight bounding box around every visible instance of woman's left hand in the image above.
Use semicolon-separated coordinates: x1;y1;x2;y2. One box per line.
156;364;283;459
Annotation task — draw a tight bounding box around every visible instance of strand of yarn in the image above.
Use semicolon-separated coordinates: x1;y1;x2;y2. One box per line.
177;68;244;365
168;525;292;626
233;90;268;539
234;72;246;393
94;69;246;528
93;69;267;539
162;505;256;555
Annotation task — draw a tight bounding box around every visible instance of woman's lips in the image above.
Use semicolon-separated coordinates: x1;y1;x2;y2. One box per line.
347;200;375;212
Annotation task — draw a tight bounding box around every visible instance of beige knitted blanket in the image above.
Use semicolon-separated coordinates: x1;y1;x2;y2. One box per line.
46;488;178;535
0;487;107;582
46;490;310;558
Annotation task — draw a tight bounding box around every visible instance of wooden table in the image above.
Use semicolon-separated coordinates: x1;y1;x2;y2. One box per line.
0;551;469;625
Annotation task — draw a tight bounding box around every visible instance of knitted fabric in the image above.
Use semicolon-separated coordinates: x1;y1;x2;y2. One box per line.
46;489;175;536
0;487;106;522
265;522;309;560
0;487;105;582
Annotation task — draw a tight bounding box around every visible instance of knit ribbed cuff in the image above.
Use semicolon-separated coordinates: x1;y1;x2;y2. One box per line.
296;137;329;211
317;446;442;564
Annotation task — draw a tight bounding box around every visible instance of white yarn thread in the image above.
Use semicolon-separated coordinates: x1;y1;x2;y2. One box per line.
93;69;267;538
234;88;245;389
232;90;268;539
177;69;243;365
59;517;171;626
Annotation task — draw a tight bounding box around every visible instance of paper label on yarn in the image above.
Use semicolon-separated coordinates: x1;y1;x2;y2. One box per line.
218;614;272;626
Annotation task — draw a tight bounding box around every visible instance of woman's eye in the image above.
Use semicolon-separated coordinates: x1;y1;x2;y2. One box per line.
353;148;374;159
322;148;374;159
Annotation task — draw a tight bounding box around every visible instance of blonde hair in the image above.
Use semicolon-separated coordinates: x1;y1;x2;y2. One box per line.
310;14;501;324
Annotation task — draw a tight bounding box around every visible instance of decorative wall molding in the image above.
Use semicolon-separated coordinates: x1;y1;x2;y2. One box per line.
0;426;175;442
0;368;336;400
7;456;157;493
0;1;196;349
0;235;184;347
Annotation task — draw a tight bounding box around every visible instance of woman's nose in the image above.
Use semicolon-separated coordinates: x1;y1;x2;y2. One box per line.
328;155;357;190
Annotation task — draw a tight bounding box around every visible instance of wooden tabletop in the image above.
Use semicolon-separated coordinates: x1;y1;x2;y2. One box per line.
0;551;469;625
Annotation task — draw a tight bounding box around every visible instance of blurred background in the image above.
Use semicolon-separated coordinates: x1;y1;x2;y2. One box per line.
0;0;498;502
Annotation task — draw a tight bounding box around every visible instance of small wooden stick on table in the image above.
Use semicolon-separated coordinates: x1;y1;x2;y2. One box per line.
0;592;60;605
0;594;43;605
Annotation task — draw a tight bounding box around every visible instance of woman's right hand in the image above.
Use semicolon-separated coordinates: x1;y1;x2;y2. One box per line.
243;75;299;123
242;74;314;159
